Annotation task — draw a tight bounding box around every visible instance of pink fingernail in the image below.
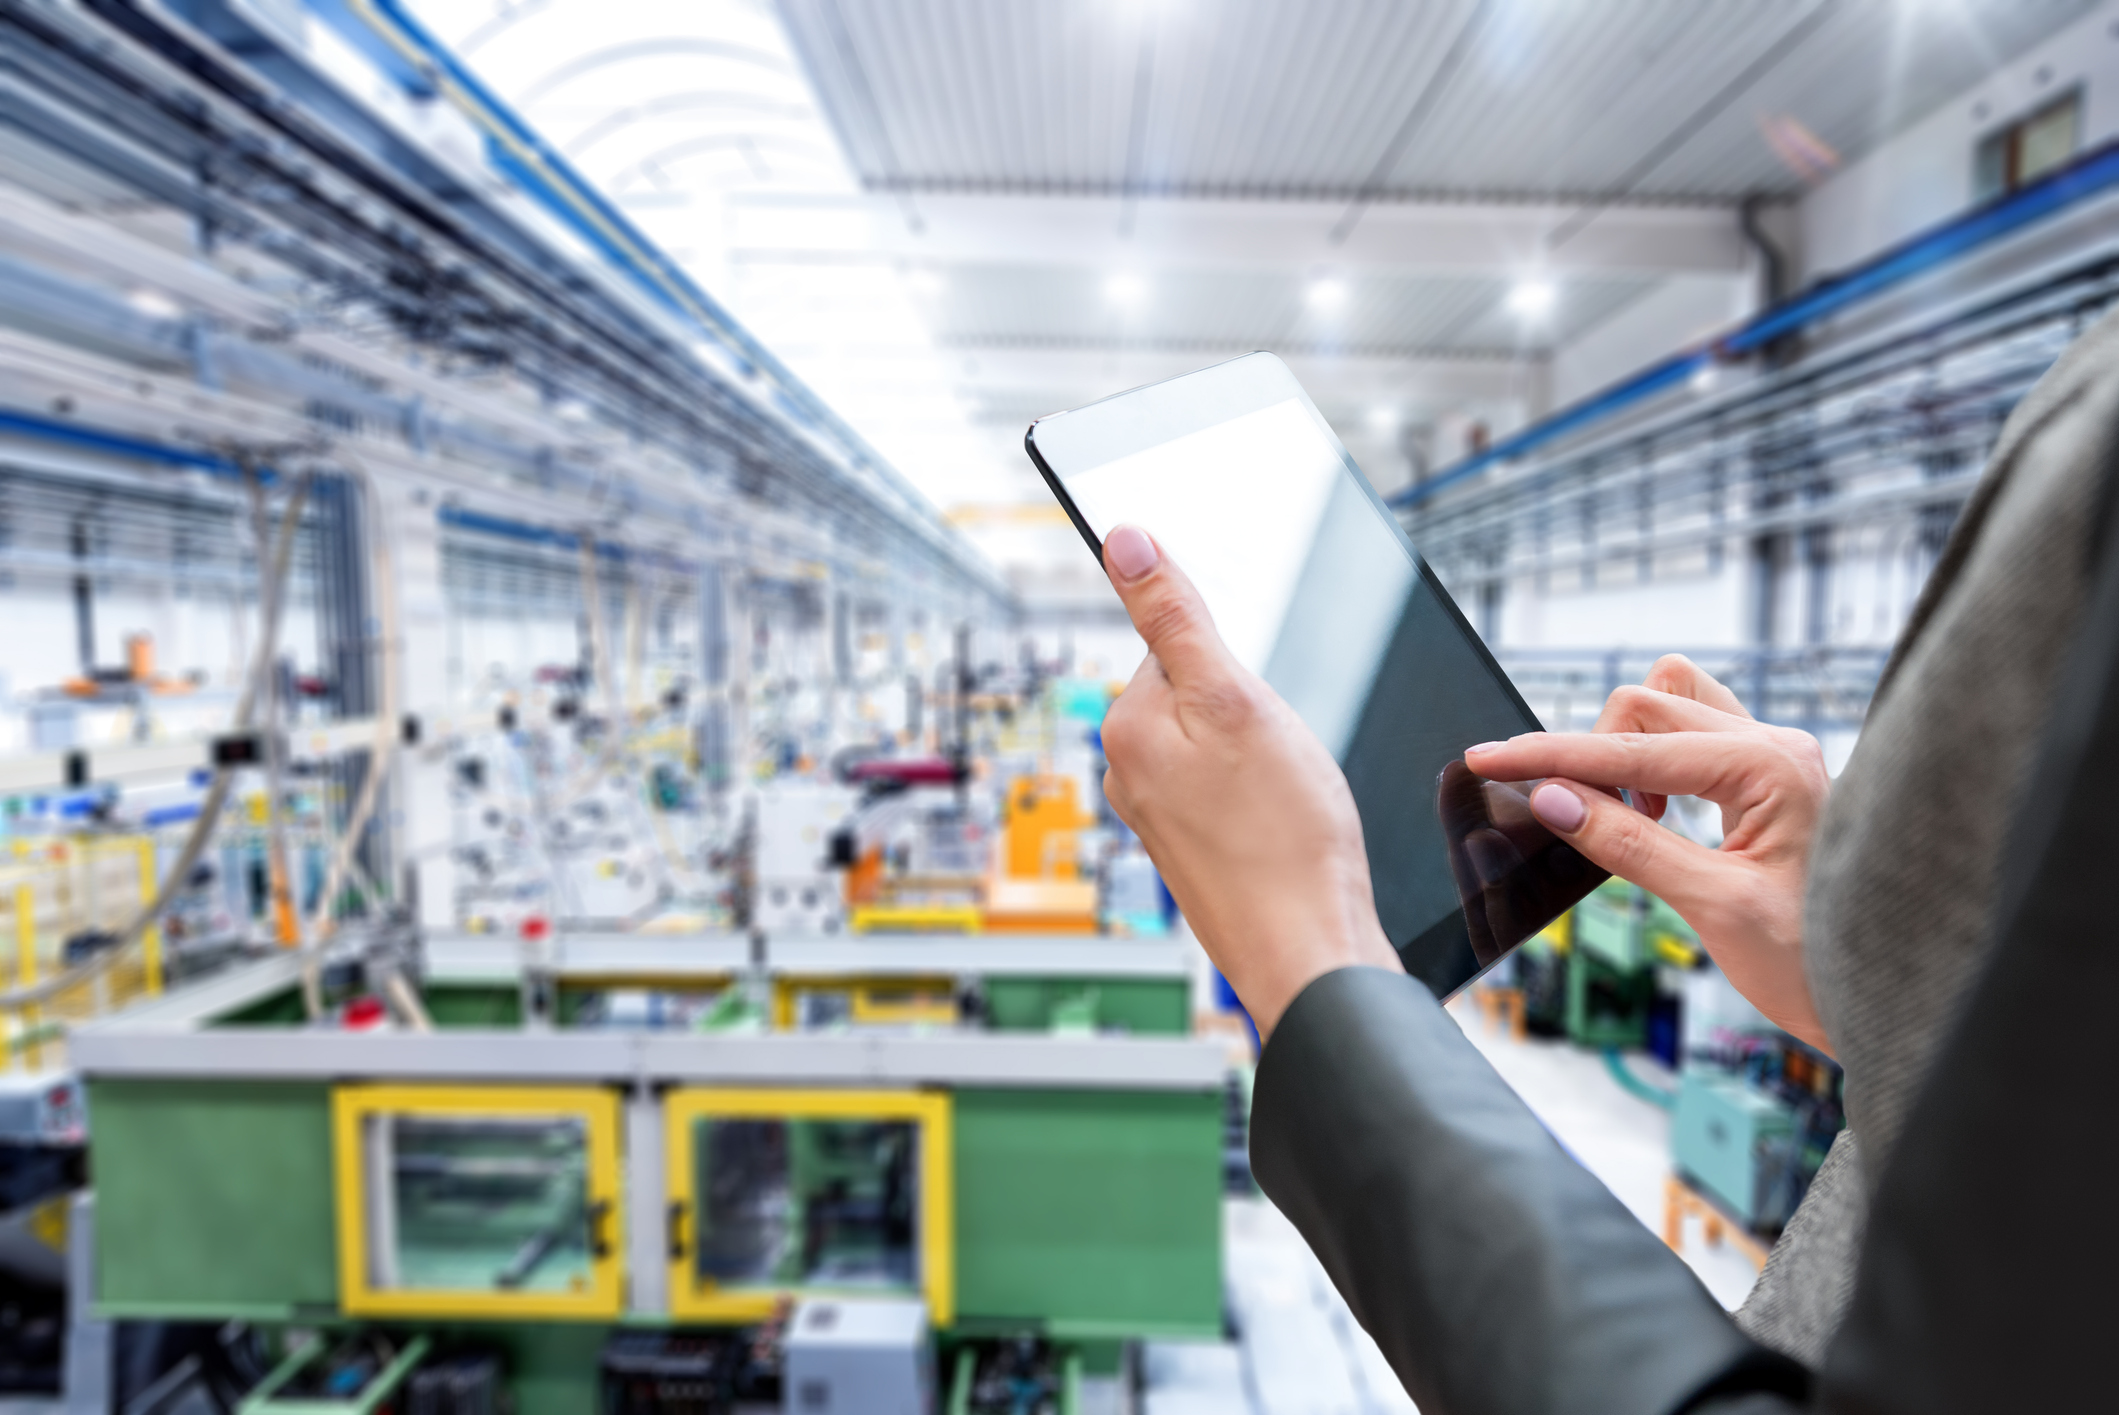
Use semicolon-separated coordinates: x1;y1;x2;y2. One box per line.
1103;526;1159;582
1466;741;1502;755
1530;782;1587;833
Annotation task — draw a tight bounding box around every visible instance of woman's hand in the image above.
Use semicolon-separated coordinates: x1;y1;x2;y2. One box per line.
1465;656;1834;1053
1098;527;1402;1037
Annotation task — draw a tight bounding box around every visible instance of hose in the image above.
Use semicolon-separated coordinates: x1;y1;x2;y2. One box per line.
299;464;402;1016
383;970;433;1033
1603;1047;1678;1111
250;471;305;959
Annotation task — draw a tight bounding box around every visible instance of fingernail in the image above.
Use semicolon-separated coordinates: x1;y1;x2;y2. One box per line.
1466;741;1502;756
1530;782;1587;833
1103;526;1159;583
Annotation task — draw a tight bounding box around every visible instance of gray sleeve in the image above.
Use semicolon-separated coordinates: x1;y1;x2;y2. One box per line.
1249;966;1810;1415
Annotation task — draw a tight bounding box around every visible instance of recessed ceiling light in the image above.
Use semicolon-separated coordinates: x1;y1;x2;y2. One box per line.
1506;278;1557;319
1103;272;1148;305
127;287;183;320
1307;277;1348;310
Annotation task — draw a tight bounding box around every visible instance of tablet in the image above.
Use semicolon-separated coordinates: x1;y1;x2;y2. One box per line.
1025;351;1605;998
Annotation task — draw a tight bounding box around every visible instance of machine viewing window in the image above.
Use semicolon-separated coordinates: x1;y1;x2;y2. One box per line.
371;1115;596;1296
665;1089;954;1324
692;1117;920;1290
334;1085;624;1320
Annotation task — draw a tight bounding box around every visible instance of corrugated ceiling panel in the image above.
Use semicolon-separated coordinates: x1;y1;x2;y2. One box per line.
778;0;2102;200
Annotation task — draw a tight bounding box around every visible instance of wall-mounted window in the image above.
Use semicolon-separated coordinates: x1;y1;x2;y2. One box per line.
1974;89;2082;201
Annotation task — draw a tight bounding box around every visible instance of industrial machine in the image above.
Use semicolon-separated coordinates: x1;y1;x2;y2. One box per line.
1669;1070;1797;1230
1671;1027;1845;1237
71;952;1226;1415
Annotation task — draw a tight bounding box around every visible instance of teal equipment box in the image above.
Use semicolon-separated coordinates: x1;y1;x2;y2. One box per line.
1670;1069;1795;1225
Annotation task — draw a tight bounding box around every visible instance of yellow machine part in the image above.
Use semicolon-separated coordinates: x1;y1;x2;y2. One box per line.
1537;911;1573;954
2;836;164;1033
1651;931;1701;967
849;903;983;935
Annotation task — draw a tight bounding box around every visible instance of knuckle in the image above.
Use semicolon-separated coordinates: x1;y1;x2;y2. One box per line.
1600;813;1660;881
1606;684;1654;716
1190;676;1261;730
1131;593;1198;653
1101;708;1143;765
1611;731;1660;771
1770;727;1827;777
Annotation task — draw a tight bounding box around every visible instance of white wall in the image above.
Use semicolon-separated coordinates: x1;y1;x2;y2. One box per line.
1501;564;1749;652
1801;0;2119;278
1549;274;1755;409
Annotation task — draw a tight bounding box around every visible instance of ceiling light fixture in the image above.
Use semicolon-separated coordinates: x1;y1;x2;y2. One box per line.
126;287;183;320
1506;278;1557;319
1103;272;1148;306
1307;277;1348;310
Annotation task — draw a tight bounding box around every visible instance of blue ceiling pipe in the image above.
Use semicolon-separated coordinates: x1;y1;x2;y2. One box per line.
1390;136;2119;510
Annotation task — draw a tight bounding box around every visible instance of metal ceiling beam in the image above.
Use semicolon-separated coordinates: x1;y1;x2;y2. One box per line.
939;346;1535;418
724;191;1750;278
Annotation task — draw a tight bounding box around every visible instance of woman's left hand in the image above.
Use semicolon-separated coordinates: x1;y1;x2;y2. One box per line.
1097;526;1403;1038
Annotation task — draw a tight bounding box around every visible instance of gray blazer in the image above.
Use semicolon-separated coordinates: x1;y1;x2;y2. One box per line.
1742;301;2119;1362
1249;305;2119;1412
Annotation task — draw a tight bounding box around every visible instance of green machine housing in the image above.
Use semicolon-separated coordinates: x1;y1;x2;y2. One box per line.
74;942;1225;1415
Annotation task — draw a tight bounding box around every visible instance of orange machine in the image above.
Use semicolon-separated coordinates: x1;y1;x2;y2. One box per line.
1000;775;1091;880
986;775;1098;934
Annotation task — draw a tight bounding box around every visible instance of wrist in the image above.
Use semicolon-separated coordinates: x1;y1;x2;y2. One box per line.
1235;910;1399;1039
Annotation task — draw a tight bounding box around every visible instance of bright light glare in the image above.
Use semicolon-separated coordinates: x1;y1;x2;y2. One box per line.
1506;278;1557;319
904;268;945;297
127;287;183;320
1366;405;1400;435
1307;277;1348;310
1104;272;1148;305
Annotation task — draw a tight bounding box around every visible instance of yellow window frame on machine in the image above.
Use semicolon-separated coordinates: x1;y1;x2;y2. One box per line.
771;977;960;1031
332;1084;625;1320
664;1088;954;1325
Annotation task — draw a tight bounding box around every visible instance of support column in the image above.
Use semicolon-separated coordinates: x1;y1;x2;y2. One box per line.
380;482;455;934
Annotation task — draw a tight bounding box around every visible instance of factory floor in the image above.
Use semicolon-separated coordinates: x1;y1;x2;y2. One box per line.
1141;1003;1763;1415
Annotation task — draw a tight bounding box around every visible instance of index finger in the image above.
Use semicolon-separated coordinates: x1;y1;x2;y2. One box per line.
1466;730;1751;800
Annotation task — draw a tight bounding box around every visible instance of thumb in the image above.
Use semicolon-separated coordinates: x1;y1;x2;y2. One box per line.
1103;526;1237;687
1524;777;1723;923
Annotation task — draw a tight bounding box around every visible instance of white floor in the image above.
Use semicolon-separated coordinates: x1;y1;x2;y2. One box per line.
1143;1002;1762;1415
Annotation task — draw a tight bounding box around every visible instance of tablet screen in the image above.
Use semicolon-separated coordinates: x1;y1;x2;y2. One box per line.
1036;386;1604;996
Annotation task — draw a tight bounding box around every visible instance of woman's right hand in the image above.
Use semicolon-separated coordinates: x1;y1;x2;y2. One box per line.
1464;656;1835;1054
